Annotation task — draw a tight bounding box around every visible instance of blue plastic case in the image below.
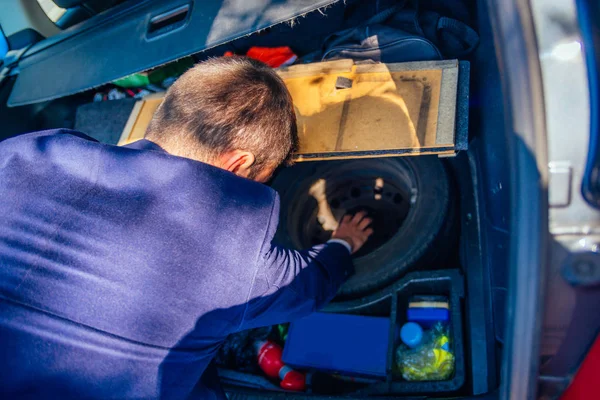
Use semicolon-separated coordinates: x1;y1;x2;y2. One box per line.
282;312;390;377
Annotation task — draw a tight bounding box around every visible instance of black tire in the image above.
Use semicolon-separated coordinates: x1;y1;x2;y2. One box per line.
270;156;450;299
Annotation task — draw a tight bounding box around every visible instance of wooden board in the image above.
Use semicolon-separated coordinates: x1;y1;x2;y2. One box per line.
119;93;163;145
119;60;461;160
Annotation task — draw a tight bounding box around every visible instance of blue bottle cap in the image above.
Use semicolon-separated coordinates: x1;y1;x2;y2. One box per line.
400;322;423;348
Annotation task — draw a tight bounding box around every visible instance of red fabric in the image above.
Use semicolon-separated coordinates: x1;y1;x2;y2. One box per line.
562;336;600;399
224;47;297;68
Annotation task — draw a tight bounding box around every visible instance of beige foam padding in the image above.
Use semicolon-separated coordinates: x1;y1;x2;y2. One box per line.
119;59;459;160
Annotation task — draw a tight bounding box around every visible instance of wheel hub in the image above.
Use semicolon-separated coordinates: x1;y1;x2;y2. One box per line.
287;160;415;257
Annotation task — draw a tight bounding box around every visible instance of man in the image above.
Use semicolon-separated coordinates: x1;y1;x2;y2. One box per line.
0;57;373;399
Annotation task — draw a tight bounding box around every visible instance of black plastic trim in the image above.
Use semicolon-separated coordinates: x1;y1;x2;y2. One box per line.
449;150;498;395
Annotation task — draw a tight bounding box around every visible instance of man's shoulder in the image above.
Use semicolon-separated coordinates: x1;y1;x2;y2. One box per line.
0;129;104;161
1;129;278;209
1;128;93;146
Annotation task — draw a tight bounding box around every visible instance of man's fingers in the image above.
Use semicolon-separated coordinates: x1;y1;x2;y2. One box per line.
351;211;368;224
352;211;367;224
358;217;372;230
336;213;375;254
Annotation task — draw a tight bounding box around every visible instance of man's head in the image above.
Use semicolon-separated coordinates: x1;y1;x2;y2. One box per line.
146;57;298;182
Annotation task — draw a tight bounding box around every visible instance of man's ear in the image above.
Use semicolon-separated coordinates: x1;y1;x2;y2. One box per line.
218;150;256;178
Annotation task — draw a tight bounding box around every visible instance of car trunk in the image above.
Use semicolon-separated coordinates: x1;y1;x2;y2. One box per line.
0;0;510;398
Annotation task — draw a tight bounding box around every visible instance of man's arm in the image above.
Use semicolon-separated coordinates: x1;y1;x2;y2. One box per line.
238;212;373;331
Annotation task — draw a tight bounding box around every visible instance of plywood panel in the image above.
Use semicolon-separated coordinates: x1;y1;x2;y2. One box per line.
118;95;163;145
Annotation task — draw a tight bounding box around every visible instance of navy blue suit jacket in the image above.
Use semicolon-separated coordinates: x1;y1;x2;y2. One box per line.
0;130;352;399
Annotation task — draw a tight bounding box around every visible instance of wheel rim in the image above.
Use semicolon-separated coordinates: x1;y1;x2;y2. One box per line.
272;157;450;299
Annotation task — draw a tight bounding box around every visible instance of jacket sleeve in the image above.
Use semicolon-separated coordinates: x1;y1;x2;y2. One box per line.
237;196;354;331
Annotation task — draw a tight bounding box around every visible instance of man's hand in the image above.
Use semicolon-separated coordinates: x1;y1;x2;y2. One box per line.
331;211;374;254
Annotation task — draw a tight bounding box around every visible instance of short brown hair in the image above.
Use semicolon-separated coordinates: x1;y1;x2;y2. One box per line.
146;57;298;171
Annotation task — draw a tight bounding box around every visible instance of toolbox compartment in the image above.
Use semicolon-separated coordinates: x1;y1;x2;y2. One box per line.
219;270;467;397
219;269;465;396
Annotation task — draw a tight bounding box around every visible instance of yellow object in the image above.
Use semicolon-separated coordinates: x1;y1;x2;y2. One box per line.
432;349;452;368
436;335;450;348
397;329;455;381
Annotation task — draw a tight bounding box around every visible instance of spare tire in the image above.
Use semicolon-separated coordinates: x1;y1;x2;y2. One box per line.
270;156;450;299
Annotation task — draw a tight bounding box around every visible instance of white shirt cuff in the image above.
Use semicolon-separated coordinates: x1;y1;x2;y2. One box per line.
327;238;352;253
